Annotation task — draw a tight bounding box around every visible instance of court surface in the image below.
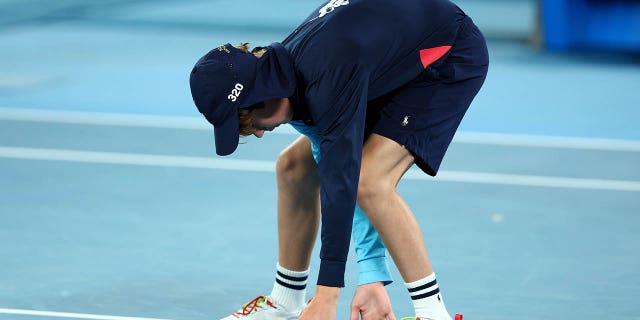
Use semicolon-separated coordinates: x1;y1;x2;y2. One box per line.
1;1;639;320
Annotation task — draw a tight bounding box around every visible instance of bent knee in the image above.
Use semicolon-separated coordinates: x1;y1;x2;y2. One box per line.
276;147;317;188
357;175;395;205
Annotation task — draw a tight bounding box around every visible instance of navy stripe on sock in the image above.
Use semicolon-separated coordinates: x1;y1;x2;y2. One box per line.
276;278;306;290
407;279;437;293
410;287;440;300
277;271;308;282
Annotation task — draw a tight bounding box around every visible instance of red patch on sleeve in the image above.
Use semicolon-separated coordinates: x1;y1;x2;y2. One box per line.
419;46;452;69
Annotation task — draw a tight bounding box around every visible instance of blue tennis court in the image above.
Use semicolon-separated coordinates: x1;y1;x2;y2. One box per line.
1;1;639;320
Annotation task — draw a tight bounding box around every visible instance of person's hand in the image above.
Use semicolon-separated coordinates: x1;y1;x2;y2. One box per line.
299;285;340;320
350;282;396;320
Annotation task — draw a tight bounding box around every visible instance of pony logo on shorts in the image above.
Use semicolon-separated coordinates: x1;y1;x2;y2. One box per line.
402;116;410;127
318;0;349;18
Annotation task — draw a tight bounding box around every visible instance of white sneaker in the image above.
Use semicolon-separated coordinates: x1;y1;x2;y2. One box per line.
219;295;300;320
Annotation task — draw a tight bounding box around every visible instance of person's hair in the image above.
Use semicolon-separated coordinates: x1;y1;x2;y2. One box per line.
238;107;256;137
235;43;267;57
235;43;267;137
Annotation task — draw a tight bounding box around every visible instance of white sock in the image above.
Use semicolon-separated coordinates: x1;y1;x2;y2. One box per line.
405;273;452;320
269;263;308;312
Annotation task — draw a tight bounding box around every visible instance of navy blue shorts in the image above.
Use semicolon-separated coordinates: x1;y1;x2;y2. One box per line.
366;16;489;176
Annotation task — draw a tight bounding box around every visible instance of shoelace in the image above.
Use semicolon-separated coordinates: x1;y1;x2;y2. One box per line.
234;296;276;316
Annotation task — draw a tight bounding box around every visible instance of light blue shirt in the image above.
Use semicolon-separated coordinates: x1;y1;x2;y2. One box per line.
289;121;392;285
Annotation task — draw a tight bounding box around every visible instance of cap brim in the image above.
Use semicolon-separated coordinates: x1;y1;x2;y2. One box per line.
213;111;240;156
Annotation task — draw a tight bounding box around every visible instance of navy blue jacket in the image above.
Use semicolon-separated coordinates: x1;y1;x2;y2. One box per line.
279;0;466;287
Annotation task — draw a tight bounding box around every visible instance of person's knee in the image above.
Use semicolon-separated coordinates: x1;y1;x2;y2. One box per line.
357;174;394;208
276;147;316;189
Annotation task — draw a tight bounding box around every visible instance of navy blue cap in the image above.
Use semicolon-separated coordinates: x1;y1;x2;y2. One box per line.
189;44;258;156
190;42;297;156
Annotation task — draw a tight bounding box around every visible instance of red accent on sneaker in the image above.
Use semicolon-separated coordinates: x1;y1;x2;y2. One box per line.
455;314;463;320
234;296;275;316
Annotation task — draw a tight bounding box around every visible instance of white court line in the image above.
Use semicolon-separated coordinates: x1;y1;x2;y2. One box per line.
452;132;640;152
0;146;275;173
1;146;639;192
0;107;210;130
0;308;171;320
2;107;640;152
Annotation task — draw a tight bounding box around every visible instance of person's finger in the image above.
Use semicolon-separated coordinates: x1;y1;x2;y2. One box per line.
387;310;397;320
349;305;360;320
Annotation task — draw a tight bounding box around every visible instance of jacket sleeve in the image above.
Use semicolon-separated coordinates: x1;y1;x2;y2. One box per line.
352;204;393;286
305;63;369;287
289;121;392;286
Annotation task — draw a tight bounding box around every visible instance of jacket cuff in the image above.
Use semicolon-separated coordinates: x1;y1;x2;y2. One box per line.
317;260;346;287
357;257;393;286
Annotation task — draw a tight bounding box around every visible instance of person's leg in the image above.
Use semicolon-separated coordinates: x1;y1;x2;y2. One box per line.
270;136;320;312
357;133;430;282
358;16;488;319
357;134;451;320
276;135;321;270
221;136;319;319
